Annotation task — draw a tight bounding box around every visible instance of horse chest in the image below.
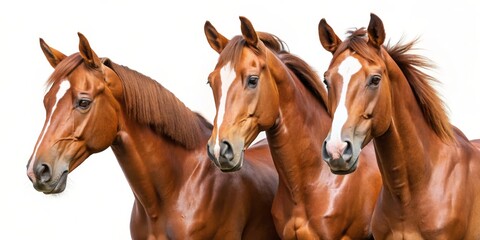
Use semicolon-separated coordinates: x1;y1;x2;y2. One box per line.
375;190;469;239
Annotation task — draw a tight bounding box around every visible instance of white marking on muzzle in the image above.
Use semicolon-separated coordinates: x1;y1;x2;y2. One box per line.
326;56;361;154
214;62;236;159
27;80;71;176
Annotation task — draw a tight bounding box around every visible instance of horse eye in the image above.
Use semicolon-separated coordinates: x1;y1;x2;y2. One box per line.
247;75;259;88
77;99;91;110
369;75;381;87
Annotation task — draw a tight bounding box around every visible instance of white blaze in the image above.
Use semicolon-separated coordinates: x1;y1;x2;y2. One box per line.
326;56;361;154
27;80;71;175
214;62;236;158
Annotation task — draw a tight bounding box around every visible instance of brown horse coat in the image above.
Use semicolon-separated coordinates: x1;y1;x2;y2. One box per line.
26;33;280;239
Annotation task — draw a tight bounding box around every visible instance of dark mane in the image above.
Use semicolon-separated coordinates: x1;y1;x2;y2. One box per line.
45;53;212;149
337;29;453;142
218;32;328;109
104;59;212;149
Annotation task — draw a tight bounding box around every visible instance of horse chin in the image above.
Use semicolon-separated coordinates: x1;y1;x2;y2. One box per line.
219;162;243;173
42;171;69;195
218;154;244;173
328;156;359;175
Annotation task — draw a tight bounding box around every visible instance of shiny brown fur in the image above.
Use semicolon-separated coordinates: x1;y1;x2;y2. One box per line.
205;17;381;239
26;33;279;239
320;13;480;239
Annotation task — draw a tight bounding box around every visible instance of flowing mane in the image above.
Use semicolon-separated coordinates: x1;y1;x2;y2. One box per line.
337;28;454;142
105;59;212;149
45;53;211;149
218;33;328;110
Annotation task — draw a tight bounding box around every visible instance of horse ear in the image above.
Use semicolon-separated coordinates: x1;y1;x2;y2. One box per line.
239;16;259;48
367;13;385;48
318;18;342;54
204;21;229;54
78;32;102;68
39;38;67;68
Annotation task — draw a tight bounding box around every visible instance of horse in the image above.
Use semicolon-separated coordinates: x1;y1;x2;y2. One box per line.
26;33;280;240
319;13;480;239
204;16;382;239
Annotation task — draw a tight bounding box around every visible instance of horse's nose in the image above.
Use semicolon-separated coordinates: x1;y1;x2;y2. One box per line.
322;139;352;162
342;141;353;162
322;140;333;162
35;163;52;184
219;140;234;164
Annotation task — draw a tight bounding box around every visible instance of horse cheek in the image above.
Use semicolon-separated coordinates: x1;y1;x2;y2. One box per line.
88;106;118;152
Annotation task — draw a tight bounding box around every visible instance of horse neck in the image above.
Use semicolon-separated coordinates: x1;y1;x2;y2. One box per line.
266;57;332;201
111;108;210;218
374;55;443;205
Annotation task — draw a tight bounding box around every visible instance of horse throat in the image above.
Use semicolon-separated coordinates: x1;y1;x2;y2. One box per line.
266;76;331;204
111;116;208;220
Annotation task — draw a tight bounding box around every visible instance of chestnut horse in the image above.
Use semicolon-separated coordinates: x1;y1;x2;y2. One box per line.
26;33;280;239
319;13;480;239
204;17;381;239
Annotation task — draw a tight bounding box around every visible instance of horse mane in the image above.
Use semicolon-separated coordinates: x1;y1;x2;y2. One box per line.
277;52;329;110
45;53;211;149
218;33;328;110
338;28;454;142
104;59;213;149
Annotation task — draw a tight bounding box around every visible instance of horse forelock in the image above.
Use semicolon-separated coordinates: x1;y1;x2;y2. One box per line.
218;33;287;68
45;53;83;91
332;28;375;64
334;28;453;142
105;61;211;149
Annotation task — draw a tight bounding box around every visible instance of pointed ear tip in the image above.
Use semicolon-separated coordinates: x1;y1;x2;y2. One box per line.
319;19;327;28
204;21;212;28
239;16;250;23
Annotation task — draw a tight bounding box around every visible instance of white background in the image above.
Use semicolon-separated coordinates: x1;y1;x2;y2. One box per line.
1;0;479;239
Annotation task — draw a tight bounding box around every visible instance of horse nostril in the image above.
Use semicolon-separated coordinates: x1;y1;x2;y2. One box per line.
207;144;216;161
220;141;234;162
36;164;52;183
342;141;353;162
322;140;332;162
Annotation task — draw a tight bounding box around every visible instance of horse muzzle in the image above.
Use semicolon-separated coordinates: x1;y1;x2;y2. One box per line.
322;139;359;174
28;162;69;194
207;140;244;172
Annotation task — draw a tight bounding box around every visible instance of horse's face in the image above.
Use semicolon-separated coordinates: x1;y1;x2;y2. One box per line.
26;33;123;194
204;17;279;172
319;14;392;174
